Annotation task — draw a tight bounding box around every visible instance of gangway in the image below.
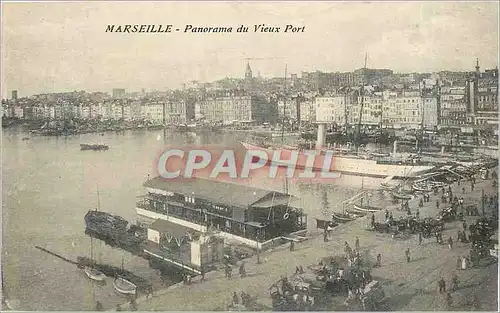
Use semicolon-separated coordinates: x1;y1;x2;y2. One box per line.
444;167;467;179
340;191;369;213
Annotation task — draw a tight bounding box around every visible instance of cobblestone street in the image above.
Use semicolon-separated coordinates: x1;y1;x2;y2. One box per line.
121;173;498;311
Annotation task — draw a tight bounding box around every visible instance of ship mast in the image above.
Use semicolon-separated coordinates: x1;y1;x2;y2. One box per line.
281;64;288;143
356;53;368;150
419;80;425;155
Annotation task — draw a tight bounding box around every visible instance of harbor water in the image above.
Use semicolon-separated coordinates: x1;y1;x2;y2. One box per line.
2;128;384;311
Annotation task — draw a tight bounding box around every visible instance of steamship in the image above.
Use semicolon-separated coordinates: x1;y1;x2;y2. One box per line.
240;141;437;179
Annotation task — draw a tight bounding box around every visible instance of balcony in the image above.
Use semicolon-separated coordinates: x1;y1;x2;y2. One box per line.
136;198;306;242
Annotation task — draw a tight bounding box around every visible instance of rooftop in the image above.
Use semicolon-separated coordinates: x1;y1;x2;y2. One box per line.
149;219;201;241
144;176;292;209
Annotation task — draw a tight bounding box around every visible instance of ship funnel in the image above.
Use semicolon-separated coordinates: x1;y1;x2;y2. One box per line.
316;123;326;149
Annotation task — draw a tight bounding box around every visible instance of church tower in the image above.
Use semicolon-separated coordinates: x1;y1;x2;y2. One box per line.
245;62;253;79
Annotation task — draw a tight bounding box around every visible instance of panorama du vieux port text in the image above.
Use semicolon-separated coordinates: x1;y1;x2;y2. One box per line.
105;24;306;33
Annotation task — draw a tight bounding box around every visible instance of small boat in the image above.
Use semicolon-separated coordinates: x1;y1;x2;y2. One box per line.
80;144;109;151
380;182;399;191
21;137;30;141
332;212;356;223
427;181;446;188
113;277;137;295
391;191;413;200
412;183;432;192
345;208;368;216
370;152;391;158
84;266;106;281
352;204;383;213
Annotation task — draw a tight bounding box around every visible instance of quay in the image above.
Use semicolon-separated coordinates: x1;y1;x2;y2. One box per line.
115;168;498;311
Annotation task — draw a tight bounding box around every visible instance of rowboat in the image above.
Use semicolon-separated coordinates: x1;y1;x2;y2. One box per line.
113;277;137;295
391;191;413;200
412;183;432;193
84;266;106;282
380;182;399;191
352;204;383;213
332;212;356;223
345;208;367;216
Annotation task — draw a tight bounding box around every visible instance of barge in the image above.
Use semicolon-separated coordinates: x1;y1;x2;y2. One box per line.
80;144;109;151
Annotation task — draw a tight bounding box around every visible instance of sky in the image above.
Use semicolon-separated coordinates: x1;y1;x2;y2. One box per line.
1;1;499;98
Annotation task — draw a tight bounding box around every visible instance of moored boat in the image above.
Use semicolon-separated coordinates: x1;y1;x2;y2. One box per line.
240;141;437;179
84;266;106;281
113;277;137;295
391;191;413;200
412;183;433;192
332;212;356;223
80;144;109;151
352;204;383;213
346;208;368;216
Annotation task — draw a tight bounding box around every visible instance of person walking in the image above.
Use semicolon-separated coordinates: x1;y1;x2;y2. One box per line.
405;248;411;263
451;274;459;292
233;292;239;305
448;237;453;249
416;209;420;219
456;256;462;269
239;263;246;278
418;232;422;245
438;277;446;293
289;240;295;252
376;254;382;267
200;268;205;282
355;237;360;251
385;209;389;220
95;301;104;311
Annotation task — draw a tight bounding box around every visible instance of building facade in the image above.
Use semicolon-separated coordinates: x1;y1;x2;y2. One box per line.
439;86;468;127
198;95;266;124
315;95;347;125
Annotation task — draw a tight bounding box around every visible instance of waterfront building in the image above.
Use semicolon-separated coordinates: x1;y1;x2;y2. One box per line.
299;99;315;123
136;177;307;249
315;95;347;125
14;106;24;118
348;93;383;127
142;102;164;124
11;90;18;101
164;100;188;125
130;101;144;121
145;219;225;274
439;86;468;127
200;95;267;125
2;102;14;117
277;97;296;120
112;88;126;98
90;103;104;119
422;96;439;129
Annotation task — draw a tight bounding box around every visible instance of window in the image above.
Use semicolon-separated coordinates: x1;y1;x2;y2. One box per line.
184;196;195;204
